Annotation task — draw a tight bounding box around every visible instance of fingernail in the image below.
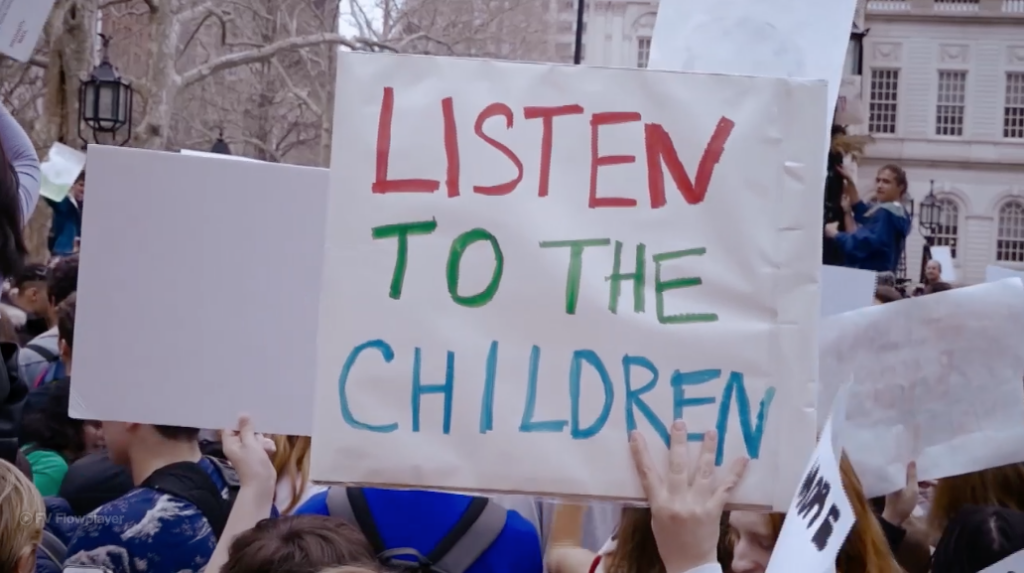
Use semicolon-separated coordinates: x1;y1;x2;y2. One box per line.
672;419;685;432
629;430;638;444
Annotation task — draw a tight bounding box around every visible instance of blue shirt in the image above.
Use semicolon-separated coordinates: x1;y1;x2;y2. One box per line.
294;488;543;573
63;457;229;573
834;201;911;273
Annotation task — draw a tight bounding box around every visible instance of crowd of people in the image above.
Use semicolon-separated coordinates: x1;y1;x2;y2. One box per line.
0;97;1022;573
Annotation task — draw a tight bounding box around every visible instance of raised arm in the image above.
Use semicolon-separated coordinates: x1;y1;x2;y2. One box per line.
0;105;41;221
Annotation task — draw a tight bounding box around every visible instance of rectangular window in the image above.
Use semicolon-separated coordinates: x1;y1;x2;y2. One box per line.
935;70;967;137
1005;72;1024;139
868;69;899;134
637;37;651;69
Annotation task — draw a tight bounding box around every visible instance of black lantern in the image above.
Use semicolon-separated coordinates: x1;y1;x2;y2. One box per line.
848;25;869;76
210;131;232;155
918;180;942;236
78;34;134;147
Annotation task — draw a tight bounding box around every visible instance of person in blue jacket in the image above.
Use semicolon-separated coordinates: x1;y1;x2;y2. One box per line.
294;487;543;573
825;163;911;273
46;171;83;256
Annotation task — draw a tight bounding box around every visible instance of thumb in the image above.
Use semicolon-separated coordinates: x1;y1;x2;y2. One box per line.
906;461;917;486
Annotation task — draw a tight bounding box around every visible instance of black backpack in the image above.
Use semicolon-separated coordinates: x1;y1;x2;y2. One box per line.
37;530;67;564
140;456;240;540
326;487;507;573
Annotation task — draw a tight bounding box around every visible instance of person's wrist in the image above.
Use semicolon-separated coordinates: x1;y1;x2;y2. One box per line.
881;507;904;525
662;551;717;573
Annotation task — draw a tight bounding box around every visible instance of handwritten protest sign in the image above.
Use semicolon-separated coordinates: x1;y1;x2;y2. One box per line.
310;52;826;507
818;279;1024;497
986;264;1024;283
40;142;86;202
0;0;55;62
72;146;328;435
766;385;853;573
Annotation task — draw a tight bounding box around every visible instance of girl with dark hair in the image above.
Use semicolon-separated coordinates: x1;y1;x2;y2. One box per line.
0;105;41;279
931;506;1024;573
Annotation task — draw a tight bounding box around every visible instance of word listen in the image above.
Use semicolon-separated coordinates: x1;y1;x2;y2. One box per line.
373;87;736;209
339;340;774;465
374;218;717;323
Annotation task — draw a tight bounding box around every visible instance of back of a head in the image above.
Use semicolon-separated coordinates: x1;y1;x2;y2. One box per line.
874;285;903;304
20;377;86;457
932;505;1024;573
929;463;1024;534
46;254;79;307
223;514;378;573
58;450;134;516
0;457;44;573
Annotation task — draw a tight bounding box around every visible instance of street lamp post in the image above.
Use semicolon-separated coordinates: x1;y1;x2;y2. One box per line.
78;34;134;147
918;180;942;283
573;0;585;64
210;130;232;155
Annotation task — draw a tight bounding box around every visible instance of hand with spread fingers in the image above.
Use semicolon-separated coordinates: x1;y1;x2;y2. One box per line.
630;420;749;573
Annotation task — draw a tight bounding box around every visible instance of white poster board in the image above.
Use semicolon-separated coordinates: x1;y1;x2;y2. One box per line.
818;279;1024;496
986;264;1023;283
0;0;56;62
766;385;853;573
310;52;826;508
980;549;1024;573
72;146;328;435
647;0;858;128
820;265;876;317
181;149;262;163
929;245;956;282
40;142;86;202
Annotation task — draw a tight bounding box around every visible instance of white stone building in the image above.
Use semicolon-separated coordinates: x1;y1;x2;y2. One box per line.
554;0;1024;284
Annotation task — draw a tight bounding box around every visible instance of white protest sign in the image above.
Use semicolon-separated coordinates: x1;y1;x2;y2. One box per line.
72;146;328;435
819;279;1024;497
40;142;86;202
929;245;956;282
766;384;854;573
821;265;876;317
180;149;262;163
986;265;1024;283
0;0;56;62
647;0;858;128
980;549;1024;573
310;51;826;507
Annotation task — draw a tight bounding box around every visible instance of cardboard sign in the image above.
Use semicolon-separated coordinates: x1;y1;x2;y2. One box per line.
647;0;858;128
766;385;854;573
929;245;956;282
310;52;826;507
0;0;56;62
818;279;1024;496
71;146;328;435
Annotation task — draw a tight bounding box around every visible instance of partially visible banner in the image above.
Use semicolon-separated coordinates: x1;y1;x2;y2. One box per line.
0;0;57;62
40;142;86;202
835;76;865;127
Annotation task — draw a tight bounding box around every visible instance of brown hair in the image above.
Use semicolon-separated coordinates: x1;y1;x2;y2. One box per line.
56;292;76;349
272;435;313;514
928;463;1024;536
319;568;385;573
604;507;662;573
879;164;908;196
874;285;903;304
223;515;377;573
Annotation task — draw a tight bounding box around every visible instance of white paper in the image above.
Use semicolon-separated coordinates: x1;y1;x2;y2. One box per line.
766;384;854;573
819;279;1024;497
39;142;86;202
929;246;956;282
821;265;876;317
980;548;1024;572
180;149;261;163
647;0;858;129
310;52;826;507
71;146;328;435
986;265;1024;283
0;0;56;62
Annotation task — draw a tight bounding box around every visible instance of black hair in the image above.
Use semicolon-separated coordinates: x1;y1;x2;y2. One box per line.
47;254;79;307
12;263;47;288
0;144;29;278
20;377;87;459
153;425;202;441
932;505;1024;573
57;291;76;349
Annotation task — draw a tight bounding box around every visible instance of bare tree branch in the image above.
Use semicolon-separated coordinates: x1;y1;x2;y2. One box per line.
179;32;363;88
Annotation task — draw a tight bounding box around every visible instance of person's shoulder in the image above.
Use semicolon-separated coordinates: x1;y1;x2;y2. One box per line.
468;501;544;573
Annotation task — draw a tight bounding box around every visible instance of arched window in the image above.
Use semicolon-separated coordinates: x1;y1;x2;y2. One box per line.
932;198;960;257
996;199;1024;262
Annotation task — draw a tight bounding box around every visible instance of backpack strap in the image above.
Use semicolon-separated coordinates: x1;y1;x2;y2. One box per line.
427;497;507;573
325;486;358;526
38;529;67;564
25;343;58;364
332;487;389;556
141;461;231;539
204;455;240;506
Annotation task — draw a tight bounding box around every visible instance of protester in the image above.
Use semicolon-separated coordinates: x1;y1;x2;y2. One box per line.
271;435;326;514
46;171;83;257
923;259;942;286
824;164;911;273
874;285;903;304
3;264;51;344
0;104;40;281
0;457;45;573
931;506;1024;572
924;281;953;295
221;516;379;573
17;255;77;388
927;463;1024;544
